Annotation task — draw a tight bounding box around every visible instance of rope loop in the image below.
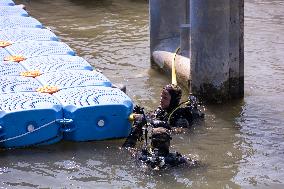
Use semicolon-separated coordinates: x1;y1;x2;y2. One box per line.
0;119;58;143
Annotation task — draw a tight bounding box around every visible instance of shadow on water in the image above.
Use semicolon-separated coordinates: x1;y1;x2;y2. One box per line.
68;0;148;7
68;0;113;8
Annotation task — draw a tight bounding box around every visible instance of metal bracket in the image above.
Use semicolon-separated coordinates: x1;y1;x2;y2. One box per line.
56;118;73;125
56;118;75;133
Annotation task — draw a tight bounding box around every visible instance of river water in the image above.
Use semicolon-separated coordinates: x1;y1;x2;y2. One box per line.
1;0;284;188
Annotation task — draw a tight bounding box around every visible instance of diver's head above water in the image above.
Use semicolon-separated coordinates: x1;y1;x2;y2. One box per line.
160;84;182;112
150;127;172;156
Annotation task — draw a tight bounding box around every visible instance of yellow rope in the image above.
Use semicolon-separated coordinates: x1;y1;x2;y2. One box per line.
172;47;180;85
167;100;190;123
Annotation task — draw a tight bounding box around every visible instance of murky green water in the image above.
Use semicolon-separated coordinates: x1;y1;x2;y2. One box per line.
1;0;284;188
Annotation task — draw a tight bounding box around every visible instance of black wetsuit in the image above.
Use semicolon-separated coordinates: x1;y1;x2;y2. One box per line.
151;104;204;129
139;148;189;168
123;104;202;168
123;104;204;148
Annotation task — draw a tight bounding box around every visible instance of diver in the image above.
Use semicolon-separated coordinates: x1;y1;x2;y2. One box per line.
122;84;204;168
139;127;197;169
123;84;204;148
150;84;204;129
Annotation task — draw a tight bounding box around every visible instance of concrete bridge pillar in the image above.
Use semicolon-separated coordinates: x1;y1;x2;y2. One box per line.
150;0;244;103
190;0;244;102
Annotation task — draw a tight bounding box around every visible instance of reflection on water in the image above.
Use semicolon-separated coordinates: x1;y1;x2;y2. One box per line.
0;0;283;188
236;0;284;187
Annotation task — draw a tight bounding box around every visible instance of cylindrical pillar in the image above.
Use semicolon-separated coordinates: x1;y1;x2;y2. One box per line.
229;0;244;98
180;0;191;56
190;0;243;102
180;24;190;56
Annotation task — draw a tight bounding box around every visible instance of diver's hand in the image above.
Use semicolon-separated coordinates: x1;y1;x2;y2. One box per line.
150;120;169;128
133;105;145;114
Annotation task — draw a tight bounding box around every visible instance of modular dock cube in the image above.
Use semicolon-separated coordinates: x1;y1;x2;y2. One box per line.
0;16;42;30
0;61;26;76
0;76;42;93
0;6;29;17
0;0;15;6
5;41;75;58
55;86;133;141
0;92;63;148
38;70;112;89
20;55;93;73
0;28;58;42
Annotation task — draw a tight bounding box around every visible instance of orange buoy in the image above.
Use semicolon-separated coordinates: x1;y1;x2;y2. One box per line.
0;41;12;48
36;85;59;94
4;55;26;62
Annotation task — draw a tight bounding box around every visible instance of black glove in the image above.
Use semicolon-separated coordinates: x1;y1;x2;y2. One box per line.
133;105;144;114
151;120;169;129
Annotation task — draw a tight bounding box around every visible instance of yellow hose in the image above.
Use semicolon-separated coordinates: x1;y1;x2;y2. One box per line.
172;47;180;85
167;100;190;123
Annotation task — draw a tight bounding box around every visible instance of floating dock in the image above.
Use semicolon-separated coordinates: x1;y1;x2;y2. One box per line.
0;1;133;148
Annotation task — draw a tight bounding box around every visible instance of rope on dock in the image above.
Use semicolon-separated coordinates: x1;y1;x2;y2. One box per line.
0;119;57;143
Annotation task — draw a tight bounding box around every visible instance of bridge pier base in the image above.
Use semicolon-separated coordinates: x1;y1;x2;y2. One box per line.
190;0;244;102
